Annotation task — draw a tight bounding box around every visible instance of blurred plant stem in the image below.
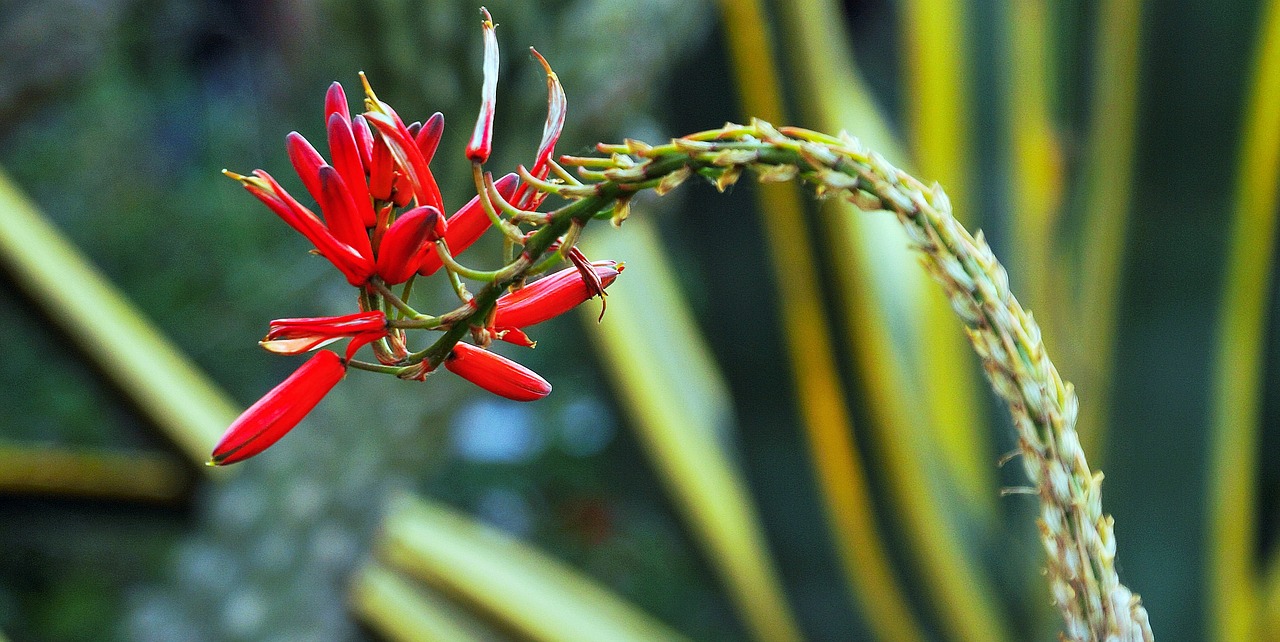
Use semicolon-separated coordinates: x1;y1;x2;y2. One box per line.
0;442;188;502
1210;0;1280;639
583;219;802;642
897;0;995;520
377;493;689;642
350;563;492;642
769;1;1010;639
1003;0;1065;357
1001;0;1067;635
718;1;924;639
0;170;238;472
1072;0;1143;460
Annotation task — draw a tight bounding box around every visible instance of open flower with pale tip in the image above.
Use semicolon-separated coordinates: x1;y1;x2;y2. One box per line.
260;311;388;357
222;169;374;286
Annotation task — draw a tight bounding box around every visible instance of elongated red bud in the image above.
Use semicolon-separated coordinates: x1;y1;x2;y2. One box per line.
494;261;622;329
376;206;445;284
316;166;375;262
325;82;351;126
416;112;445;165
351;115;375;172
445;342;551;402
369;134;395;201
417;173;519;276
285;132;327;207
466;8;499;163
224;169;373;285
327;114;376;227
260;311;388;355
210;350;345;465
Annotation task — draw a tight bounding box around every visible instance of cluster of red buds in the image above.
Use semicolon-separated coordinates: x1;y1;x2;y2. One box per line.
210;9;622;465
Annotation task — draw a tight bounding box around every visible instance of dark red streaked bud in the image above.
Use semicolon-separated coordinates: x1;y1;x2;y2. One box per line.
417;173;519;276
466;8;499;163
316;166;375;262
224;169;373;286
209;350;346;465
567;247;608;320
494;261;623;330
376;206;446;285
364;111;445;212
260;311;388;355
512;47;567;209
445;342;551;402
416;112;445;166
325;82;351;127
327;114;377;228
285;132;327;207
351;115;375;173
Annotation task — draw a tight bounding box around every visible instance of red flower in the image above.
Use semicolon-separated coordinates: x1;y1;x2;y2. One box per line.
376;206;446;284
209;350;346;465
260;311;388;358
510;47;567;209
445;342;551;402
223;170;374;286
493;261;623;333
466;8;499;163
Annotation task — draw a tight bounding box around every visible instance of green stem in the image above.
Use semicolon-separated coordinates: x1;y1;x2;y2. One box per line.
370;279;427;319
347;359;414;376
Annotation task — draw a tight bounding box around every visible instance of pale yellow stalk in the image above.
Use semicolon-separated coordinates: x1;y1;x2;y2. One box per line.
772;2;1011;639
1074;0;1143;459
1209;0;1280;639
898;0;996;522
718;1;926;639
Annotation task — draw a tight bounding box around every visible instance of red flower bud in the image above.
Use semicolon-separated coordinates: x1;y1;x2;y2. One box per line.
285;131;326;207
327;114;377;227
351;115;375;171
260;311;388;356
224;169;373;286
445;342;551;402
316;166;375;263
376;206;446;284
494;261;622;330
325;81;351;127
466;8;499;163
210;350;346;465
416;112;445;166
369;134;396;202
417;173;519;276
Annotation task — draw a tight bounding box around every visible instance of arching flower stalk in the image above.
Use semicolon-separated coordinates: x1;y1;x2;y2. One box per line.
215;10;1150;640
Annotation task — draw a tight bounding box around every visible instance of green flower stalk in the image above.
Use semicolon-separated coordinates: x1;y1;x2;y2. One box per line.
553;120;1154;642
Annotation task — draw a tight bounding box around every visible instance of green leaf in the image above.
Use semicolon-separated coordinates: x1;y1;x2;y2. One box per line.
0;171;238;471
379;493;689;642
